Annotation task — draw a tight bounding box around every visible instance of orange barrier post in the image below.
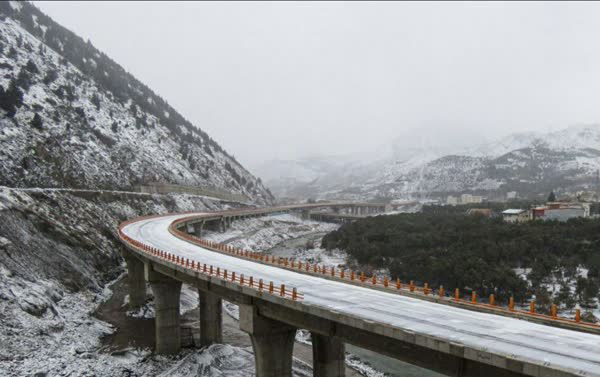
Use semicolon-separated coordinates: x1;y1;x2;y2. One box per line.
509;296;515;311
424;283;429;295
340;270;345;279
372;275;377;285
292;288;298;301
249;276;254;287
489;294;495;306
280;284;285;297
269;281;274;294
576;309;581;322
471;291;477;304
409;281;415;292
240;274;245;285
223;270;228;279
351;271;355;281
298;261;302;270
396;278;401;290
439;286;445;298
331;268;335;277
529;300;535;314
258;279;263;292
306;263;310;272
551;304;557;319
231;272;236;282
360;272;366;283
383;277;389;288
314;265;318;273
210;265;214;275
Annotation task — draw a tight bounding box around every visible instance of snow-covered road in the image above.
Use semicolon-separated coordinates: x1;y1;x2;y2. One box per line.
122;213;600;376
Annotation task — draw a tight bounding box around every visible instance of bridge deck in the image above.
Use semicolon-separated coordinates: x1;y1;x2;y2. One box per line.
122;213;600;376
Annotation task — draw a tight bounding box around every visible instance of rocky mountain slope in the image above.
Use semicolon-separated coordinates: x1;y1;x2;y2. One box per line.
0;1;273;204
263;124;600;201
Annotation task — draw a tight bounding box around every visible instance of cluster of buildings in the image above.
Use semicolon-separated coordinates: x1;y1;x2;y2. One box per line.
446;193;484;205
501;202;600;223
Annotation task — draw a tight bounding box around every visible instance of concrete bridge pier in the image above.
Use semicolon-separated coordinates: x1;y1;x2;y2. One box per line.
312;333;345;377
198;289;223;346
240;305;297;377
194;221;204;238
146;264;182;354
122;249;146;308
301;209;310;220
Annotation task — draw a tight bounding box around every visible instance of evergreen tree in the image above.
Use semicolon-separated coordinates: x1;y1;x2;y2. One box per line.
548;191;557;202
557;280;575;310
30;113;43;130
0;80;24;117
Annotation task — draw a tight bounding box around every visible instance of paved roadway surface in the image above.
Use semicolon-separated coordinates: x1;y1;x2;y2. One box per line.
123;213;600;376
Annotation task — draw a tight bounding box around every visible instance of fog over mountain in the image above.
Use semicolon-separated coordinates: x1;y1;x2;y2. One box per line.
33;2;600;172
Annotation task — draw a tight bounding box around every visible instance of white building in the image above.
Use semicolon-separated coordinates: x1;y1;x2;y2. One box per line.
447;196;458;205
506;191;518;200
502;209;529;223
461;194;483;204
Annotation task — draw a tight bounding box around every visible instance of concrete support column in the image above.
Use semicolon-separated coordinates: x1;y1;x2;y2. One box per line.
240;305;297;377
198;289;223;346
122;250;146;308
146;264;182;354
301;209;310;220
312;333;345;377
194;221;204;238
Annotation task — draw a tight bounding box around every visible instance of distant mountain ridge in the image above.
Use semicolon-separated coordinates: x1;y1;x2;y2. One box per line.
0;1;273;204
261;124;600;201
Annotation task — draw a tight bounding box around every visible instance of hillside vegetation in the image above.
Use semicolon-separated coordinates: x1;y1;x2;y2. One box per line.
322;206;600;313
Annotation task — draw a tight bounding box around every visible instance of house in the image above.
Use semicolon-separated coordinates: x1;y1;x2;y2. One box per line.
467;208;493;217
541;207;586;222
502;209;528;223
446;196;458;206
460;194;483;204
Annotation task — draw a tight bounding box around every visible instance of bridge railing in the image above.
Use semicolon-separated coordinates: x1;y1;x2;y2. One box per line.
117;218;303;301
166;211;600;334
120;208;600;333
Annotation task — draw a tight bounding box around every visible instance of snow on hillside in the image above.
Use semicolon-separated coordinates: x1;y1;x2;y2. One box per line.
263;124;600;201
0;6;272;204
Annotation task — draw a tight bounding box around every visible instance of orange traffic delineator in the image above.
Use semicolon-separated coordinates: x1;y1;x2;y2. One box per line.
280;284;285;297
471;291;477;304
576;309;581;322
396;278;401;290
409;280;415;292
530;300;536;314
551;304;557;319
269;281;274;294
372;275;377;285
509;296;515;311
489;294;495;306
439;286;445;298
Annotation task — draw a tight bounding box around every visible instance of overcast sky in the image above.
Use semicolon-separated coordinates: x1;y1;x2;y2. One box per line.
34;1;600;169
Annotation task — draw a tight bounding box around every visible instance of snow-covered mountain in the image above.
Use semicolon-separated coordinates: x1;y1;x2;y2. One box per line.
0;1;272;204
262;124;600;201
